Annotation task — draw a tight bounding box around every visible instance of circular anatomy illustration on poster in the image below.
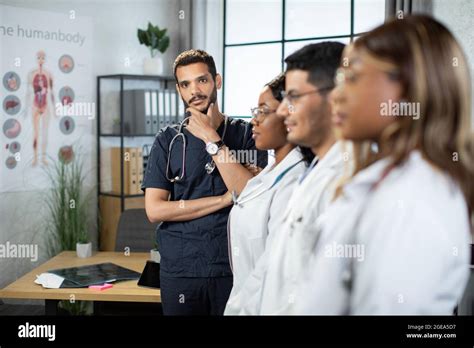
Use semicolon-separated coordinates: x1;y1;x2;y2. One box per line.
3;71;21;92
3;118;22;139
58;54;75;73
58;145;74;164
59;86;75;106
5;156;17;169
59;116;75;135
3;95;21;115
7;141;21;154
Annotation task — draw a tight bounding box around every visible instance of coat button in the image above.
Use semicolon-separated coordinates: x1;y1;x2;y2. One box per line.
341;269;352;286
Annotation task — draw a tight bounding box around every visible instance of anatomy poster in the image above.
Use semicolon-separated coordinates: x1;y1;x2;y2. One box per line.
0;5;93;192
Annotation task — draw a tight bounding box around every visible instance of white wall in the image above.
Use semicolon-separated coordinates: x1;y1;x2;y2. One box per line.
432;0;474;313
0;0;184;296
1;0;183;76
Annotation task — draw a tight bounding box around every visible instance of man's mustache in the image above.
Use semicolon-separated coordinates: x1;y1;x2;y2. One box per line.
182;88;217;115
188;94;207;104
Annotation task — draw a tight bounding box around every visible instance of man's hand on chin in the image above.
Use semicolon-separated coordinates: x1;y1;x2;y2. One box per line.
185;103;222;143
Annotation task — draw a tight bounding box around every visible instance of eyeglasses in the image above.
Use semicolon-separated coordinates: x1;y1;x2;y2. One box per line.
334;67;399;86
281;86;334;110
250;106;277;123
334;68;361;86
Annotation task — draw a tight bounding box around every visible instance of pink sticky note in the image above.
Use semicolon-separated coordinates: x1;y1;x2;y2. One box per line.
88;283;113;291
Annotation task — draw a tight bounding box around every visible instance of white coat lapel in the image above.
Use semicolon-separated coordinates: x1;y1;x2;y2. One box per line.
236;148;303;203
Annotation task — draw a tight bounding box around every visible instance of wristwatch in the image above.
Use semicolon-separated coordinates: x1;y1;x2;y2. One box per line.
205;140;225;156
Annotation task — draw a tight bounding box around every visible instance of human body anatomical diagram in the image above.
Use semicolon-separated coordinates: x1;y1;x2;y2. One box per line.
26;50;56;166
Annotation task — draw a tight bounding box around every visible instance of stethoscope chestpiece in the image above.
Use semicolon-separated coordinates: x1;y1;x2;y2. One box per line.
170;176;181;183
205;161;216;174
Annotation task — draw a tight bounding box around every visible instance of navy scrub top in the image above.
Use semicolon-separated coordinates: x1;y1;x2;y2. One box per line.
142;117;268;278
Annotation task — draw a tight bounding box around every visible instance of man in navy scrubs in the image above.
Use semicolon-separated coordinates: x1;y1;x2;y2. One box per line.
142;49;267;315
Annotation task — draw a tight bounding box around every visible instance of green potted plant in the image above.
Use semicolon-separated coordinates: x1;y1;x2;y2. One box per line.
43;146;95;315
44;146;95;258
112;117;120;134
137;22;170;75
76;229;92;259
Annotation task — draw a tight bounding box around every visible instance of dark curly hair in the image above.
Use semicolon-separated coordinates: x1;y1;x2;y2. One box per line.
285;41;345;92
173;49;217;82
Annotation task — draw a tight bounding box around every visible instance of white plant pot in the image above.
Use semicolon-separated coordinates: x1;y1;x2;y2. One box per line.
76;242;92;258
150;249;161;263
143;57;164;75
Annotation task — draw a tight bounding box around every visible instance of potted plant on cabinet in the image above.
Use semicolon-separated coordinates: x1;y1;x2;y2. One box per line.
137;22;170;75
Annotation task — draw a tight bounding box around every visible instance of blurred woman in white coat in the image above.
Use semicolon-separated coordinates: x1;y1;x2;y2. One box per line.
293;15;473;315
224;74;308;314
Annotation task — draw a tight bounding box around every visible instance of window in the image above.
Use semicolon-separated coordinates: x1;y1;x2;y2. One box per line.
222;0;385;117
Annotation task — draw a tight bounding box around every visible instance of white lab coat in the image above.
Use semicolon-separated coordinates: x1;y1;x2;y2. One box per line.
229;141;352;314
224;148;306;314
293;150;472;314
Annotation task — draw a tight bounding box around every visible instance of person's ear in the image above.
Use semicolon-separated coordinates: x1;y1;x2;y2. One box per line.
215;74;222;90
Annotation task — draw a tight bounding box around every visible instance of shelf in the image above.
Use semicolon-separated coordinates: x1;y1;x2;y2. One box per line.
100;133;157;137
98;74;175;81
100;192;144;198
97;73;170;250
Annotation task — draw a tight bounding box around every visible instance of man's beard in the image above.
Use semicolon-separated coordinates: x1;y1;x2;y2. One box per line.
182;86;218;115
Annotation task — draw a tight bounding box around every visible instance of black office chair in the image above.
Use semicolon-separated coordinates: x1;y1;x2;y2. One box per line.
96;208;162;316
0;299;44;315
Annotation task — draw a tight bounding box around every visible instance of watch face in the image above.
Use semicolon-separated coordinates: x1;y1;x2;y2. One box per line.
207;143;218;155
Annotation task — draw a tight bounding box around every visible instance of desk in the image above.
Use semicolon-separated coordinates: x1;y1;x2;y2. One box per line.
0;251;161;315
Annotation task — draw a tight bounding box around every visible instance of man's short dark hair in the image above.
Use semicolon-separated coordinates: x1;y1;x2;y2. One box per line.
173;49;217;82
284;41;345;92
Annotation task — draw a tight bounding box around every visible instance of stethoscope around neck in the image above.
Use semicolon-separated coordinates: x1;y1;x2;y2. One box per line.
165;115;228;183
232;159;304;207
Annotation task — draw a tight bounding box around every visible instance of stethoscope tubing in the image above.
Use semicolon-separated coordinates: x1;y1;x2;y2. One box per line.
165;115;228;183
166;116;191;182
